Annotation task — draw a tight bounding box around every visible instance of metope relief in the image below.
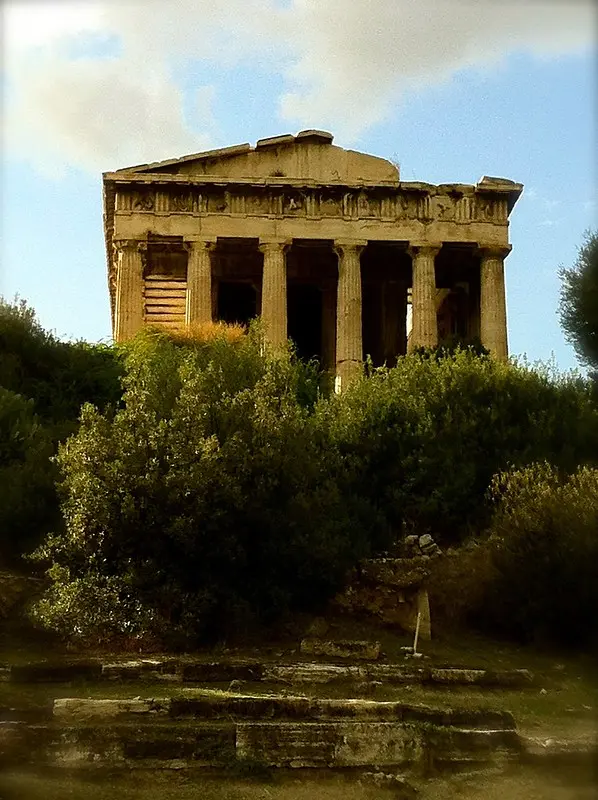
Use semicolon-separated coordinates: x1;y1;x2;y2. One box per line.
169;190;194;213
434;195;456;222
132;189;155;211
357;192;377;218
244;190;270;216
319;191;342;217
207;191;228;214
282;191;306;216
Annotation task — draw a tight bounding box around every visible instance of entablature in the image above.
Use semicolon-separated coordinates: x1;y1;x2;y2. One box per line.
107;179;520;226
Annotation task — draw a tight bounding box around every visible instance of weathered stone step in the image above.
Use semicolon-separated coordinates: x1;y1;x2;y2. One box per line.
52;691;517;729
0;721;236;768
264;663;534;687
236;721;522;769
520;734;598;768
1;658;535;688
0;719;522;770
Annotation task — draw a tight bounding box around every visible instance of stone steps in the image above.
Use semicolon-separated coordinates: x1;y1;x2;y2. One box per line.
1;658;535;688
2;686;595;776
0;655;552;775
52;691;517;728
0;717;522;771
0;685;526;772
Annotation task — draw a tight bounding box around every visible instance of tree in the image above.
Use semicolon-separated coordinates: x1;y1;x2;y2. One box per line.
31;328;364;646
559;230;598;374
0;298;123;564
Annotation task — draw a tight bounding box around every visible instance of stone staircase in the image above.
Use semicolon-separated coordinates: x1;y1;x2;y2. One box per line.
0;650;544;775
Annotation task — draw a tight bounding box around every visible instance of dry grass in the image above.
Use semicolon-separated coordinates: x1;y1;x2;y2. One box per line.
149;321;248;346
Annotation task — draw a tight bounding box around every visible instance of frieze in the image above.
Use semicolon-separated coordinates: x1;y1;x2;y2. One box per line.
417;195;432;221
132;189;155;211
116;183;508;225
319;190;343;217
169;190;194;213
207;191;228;214
434;195;456;222
244;189;270;216
282;191;307;216
269;192;283;216
356;191;380;218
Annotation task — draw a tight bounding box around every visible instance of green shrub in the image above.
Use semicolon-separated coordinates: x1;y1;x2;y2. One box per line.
0;388;58;564
427;540;497;631
0;298;123;564
323;349;598;545
476;463;598;647
31;327;362;646
0;298;123;431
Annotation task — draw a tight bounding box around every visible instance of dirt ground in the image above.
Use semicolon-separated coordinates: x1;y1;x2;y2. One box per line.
1;764;597;800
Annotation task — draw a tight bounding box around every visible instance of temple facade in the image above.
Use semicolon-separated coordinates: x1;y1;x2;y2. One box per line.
103;130;522;389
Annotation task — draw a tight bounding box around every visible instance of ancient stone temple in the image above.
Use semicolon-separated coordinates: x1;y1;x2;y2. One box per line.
103;130;522;389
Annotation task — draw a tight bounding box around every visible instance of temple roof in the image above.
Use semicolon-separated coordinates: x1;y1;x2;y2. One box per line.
110;130;401;184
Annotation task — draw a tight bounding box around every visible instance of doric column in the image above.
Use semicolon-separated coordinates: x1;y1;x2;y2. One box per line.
113;239;144;342
480;245;511;360
407;243;441;352
259;239;291;348
334;240;366;391
185;240;215;327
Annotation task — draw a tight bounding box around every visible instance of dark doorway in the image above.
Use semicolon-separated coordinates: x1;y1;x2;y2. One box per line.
217;281;257;326
288;284;322;362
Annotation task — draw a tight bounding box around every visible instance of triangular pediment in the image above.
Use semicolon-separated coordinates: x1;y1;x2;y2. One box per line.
117;131;399;184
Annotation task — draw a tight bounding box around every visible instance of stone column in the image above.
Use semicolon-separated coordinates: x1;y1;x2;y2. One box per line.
185;240;215;327
407;243;441;352
113;239;144;342
334;240;366;391
480;245;511;359
259;239;291;349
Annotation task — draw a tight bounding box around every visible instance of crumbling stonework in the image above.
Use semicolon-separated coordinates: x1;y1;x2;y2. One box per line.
333;538;444;639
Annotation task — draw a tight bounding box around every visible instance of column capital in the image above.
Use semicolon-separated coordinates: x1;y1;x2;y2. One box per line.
333;240;367;257
183;238;217;253
407;242;442;259
478;244;512;260
113;238;143;253
258;238;292;254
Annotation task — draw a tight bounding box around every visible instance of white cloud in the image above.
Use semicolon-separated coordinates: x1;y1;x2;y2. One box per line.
2;0;595;175
278;0;596;138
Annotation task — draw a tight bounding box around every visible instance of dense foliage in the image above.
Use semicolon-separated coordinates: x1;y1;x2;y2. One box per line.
5;299;598;647
0;299;123;563
482;463;598;647
30;326;598;647
325;351;598;544
32;328;361;645
559;230;598;374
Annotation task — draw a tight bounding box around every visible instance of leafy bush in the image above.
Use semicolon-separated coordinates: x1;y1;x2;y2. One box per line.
474;463;598;647
324;350;598;545
0;298;123;564
0;388;58;563
32;327;362;646
427;539;497;631
27;324;598;647
0;298;123;432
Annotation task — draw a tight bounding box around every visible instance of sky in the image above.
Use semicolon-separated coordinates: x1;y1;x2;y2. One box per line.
1;0;596;371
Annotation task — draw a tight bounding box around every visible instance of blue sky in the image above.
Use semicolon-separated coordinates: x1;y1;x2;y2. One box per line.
1;0;596;370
